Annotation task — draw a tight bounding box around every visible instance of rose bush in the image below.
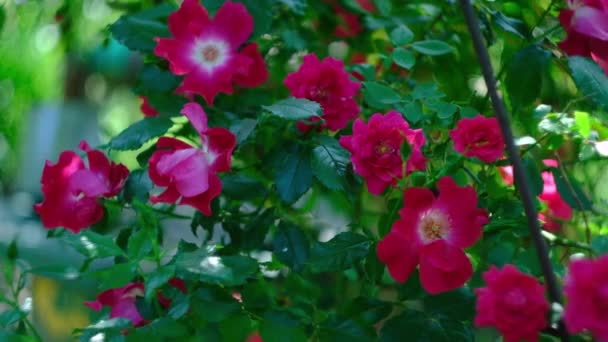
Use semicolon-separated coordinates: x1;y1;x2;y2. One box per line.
2;0;608;341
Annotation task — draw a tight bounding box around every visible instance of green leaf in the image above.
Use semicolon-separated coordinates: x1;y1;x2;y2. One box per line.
62;231;125;259
75;318;132;334
425;100;458;119
307;232;371;272
242;209;275;251
392;48;416;69
144;265;176;300
108;117;174;151
0;309;26;328
0;331;36;342
362;82;401;108
263;97;322;121
319;316;375;342
379;310;473;342
192;288;240;322
505;45;550;106
109;4;173;52
591;235;608;255
175;249;258;286
260;310;307;342
94;263;136;290
273;222;310;272
6;239;17;261
230;118;258;145
135;65;181;93
488;241;516;267
128;228;153;261
550;168;593;210
274;146;313;204
219;315;253;342
460;106;478;118
490;10;527;38
277;0;307;14
311;136;350;191
372;0;392;16
344;297;392;324
389;25;414;46
574;111;591;138
221;173;267;200
397;101;423;124
411;40;454;56
122;169;153;203
522;157;543;197
237;0;274;38
538;112;575;134
411;83;445;100
424;288;476;322
569;56;608;113
126;318;188;339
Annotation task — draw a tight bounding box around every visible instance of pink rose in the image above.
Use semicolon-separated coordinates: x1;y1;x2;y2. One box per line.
339;110;426;195
85;283;147;326
538;163;573;231
34;141;129;233
154;0;268;104
377;177;488;294
284;54;361;131
85;278;187;327
474;265;549;342
564;255;608;341
558;0;608;74
498;160;573;231
149;102;235;215
450;114;504;163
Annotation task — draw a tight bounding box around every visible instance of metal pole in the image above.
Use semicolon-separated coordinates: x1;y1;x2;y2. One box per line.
458;1;569;340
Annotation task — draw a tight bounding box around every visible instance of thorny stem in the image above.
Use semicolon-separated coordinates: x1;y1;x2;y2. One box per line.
459;1;569;340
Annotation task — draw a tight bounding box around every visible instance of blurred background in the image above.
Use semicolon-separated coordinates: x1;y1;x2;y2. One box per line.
1;0;608;341
0;0;156;340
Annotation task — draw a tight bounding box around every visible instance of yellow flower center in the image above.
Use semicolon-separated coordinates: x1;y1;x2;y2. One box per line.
202;45;220;62
418;209;450;243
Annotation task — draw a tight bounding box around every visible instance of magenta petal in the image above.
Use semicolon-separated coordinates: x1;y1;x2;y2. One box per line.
418;240;473;294
181;102;209;137
377;230;419;283
365;175;389;195
150;185;181;205
180;174;222;215
156;149;210;197
167;0;210;39
211;1;254;47
69;169;108;197
233;43;268;87
84;300;102;311
154;38;197;75
572;6;608;40
110;300;145;327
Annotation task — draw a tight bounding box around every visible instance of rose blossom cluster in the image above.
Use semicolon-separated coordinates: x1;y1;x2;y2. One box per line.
154;0;267;105
285;54;361;132
34;0;264;327
32;0;603;340
34;141;129;233
85;278;187;327
474;256;608;342
339;110;426;195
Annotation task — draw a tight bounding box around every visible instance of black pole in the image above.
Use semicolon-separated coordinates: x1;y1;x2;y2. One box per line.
458;1;569;340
